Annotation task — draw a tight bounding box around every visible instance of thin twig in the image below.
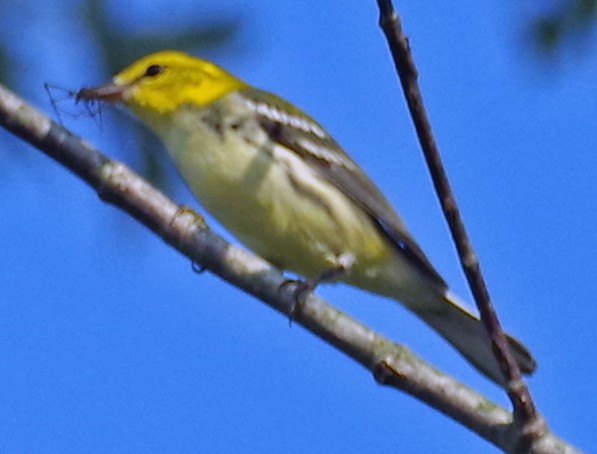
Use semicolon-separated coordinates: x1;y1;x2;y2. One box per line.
374;0;544;446
0;82;577;454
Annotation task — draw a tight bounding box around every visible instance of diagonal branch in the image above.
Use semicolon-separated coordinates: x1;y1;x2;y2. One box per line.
374;2;543;446
0;83;577;454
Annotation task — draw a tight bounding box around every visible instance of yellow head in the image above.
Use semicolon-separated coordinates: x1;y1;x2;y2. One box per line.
78;51;247;113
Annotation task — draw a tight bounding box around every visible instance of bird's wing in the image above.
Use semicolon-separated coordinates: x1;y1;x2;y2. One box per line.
243;89;446;289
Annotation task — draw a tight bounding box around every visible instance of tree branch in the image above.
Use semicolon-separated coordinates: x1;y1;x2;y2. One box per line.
0;82;577;453
374;2;543;448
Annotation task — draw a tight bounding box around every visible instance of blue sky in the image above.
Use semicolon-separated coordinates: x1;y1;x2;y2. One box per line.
1;1;595;452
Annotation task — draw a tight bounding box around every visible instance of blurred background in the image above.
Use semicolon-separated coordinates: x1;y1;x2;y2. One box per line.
1;1;595;452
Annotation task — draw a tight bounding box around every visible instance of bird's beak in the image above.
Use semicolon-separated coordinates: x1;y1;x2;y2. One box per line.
76;81;127;104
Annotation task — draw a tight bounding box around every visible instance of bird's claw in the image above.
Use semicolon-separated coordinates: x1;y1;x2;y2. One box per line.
279;278;317;324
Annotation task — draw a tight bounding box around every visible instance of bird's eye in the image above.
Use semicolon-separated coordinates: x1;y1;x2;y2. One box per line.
144;64;165;78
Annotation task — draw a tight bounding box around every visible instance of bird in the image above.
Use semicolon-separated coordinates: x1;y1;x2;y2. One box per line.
77;50;536;387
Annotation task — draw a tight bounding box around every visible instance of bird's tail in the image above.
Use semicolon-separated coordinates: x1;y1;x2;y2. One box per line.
408;290;536;387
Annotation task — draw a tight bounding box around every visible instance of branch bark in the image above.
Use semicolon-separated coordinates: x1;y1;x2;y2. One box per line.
375;2;542;449
0;82;579;453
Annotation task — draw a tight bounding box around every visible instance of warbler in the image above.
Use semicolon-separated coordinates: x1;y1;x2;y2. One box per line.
78;51;536;386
